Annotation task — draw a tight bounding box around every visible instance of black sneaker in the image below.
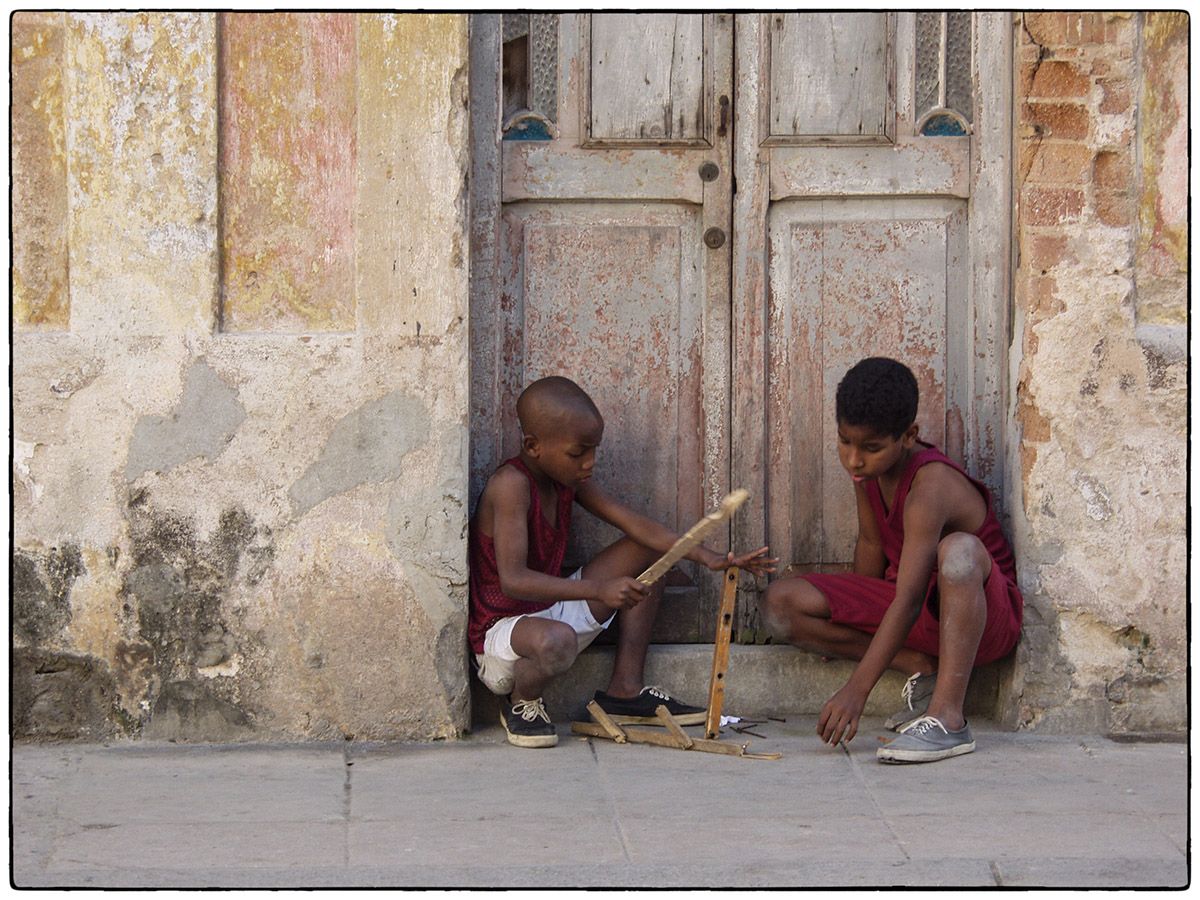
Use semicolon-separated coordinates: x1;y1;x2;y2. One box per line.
500;697;558;748
592;686;706;726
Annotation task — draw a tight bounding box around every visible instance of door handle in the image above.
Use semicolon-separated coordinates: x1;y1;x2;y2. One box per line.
717;95;730;137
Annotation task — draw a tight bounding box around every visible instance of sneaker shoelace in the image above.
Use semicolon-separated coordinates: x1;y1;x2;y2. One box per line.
642;686;671;701
900;715;948;737
512;698;551;724
900;672;929;710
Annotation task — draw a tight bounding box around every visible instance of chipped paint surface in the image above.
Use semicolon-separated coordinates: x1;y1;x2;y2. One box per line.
769;143;969;199
219;13;357;332
1135;12;1187;325
12;12;70;329
126;360;246;481
13;13;470;742
1008;12;1186;733
357;14;470;334
65;13;218;335
288;391;429;516
767;208;959;568
497;207;710;583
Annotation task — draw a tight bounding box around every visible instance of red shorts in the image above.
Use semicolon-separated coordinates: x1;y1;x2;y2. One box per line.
800;560;1023;665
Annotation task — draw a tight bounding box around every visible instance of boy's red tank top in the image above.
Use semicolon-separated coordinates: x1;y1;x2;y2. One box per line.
468;457;575;653
866;442;1017;587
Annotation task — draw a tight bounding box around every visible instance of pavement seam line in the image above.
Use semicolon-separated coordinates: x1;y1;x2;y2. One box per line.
45;754;74;877
840;742;911;861
587;739;634;864
342;745;354;868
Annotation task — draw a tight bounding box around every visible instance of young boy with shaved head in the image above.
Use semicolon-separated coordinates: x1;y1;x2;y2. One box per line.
760;358;1023;763
470;375;776;748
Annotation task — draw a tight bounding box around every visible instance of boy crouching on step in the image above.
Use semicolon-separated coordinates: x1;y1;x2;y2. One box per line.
470;375;776;748
760;357;1022;763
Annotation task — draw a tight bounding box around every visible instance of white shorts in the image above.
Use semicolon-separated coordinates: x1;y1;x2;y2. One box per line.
474;569;615;696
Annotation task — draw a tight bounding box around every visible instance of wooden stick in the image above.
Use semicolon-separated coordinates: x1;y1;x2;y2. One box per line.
655;705;694;749
741;749;783;761
586;700;627;743
705;566;739;739
636;489;750;586
570;721;750;757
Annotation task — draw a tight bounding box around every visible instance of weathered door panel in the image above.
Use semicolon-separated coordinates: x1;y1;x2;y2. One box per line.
766;199;967;570
497;205;708;564
587;14;708;143
732;12;1011;637
765;12;894;141
473;13;733;642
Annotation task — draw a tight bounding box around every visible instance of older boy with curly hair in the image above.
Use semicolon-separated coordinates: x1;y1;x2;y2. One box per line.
761;357;1022;763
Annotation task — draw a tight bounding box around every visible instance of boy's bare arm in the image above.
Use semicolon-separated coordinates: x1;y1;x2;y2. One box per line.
851;482;887;578
576;481;690;554
487;470;645;609
576;481;776;575
858;467;975;673
818;478;947;745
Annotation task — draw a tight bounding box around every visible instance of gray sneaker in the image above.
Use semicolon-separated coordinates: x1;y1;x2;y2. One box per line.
884;672;937;732
876;715;975;764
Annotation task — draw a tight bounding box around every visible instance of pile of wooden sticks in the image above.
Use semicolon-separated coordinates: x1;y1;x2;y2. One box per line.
570;490;782;762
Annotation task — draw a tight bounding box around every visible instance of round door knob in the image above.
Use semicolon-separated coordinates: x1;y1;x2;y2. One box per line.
703;227;726;249
698;161;720;182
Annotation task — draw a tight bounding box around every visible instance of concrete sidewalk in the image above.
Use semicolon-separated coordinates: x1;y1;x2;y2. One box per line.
12;718;1188;889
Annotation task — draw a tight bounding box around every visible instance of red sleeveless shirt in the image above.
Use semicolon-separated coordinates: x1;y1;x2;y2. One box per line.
468;457;575;653
866;442;1018;588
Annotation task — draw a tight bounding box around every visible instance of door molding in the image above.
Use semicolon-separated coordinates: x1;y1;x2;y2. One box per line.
468;14;503;511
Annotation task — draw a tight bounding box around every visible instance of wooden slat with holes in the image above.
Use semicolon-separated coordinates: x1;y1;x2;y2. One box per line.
705;566;738;738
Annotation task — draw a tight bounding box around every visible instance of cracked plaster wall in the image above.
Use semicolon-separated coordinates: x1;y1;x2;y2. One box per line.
12;12;470;742
1004;12;1187;734
12;12;1188;742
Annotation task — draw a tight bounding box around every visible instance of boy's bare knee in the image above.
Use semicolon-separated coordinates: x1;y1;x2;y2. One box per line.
530;625;578;675
938;533;989;585
758;582;785;638
760;579;814;642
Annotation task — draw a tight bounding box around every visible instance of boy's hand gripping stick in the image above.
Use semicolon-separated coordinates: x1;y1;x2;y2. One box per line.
635;489;750;587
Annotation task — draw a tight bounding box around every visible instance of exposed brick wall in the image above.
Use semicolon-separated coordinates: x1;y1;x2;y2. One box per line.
1015;11;1144;477
1008;13;1187;733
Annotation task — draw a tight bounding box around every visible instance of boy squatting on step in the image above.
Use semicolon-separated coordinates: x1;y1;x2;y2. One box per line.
469;376;777;748
760;357;1024;764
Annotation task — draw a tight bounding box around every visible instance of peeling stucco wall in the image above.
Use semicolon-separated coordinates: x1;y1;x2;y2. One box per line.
12;12;1187;742
12;12;471;741
1004;12;1187;734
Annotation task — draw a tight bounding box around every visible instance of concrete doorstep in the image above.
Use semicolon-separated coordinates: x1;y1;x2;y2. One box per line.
471;643;1005;727
12;715;1188;889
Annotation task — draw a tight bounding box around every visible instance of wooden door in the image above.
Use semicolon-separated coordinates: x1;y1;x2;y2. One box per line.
731;13;1012;639
471;13;1012;643
470;14;735;641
